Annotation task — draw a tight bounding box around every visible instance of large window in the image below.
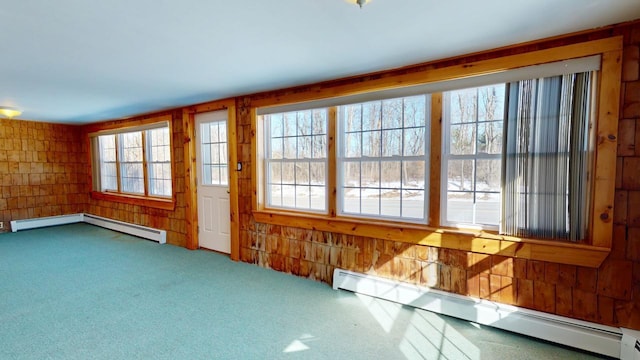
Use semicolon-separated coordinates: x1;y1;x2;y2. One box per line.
254;38;622;266
338;95;429;221
264;109;328;212
442;85;504;228
91;120;173;200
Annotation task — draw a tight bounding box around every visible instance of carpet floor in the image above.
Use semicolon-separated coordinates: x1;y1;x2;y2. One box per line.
0;223;609;359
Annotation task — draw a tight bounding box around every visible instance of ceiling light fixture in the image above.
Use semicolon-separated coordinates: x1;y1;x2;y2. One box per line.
346;0;371;8
0;107;22;119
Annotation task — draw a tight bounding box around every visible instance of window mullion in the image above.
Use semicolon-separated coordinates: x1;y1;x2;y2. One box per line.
115;135;122;193
429;93;443;227
142;131;149;196
328;107;337;217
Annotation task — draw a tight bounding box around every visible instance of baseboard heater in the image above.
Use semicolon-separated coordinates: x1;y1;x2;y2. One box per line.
10;213;166;244
333;268;623;358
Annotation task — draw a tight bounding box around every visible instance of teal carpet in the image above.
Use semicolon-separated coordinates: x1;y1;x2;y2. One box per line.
0;223;608;359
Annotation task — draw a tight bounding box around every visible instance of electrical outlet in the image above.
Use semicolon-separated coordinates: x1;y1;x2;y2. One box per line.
0;222;4;229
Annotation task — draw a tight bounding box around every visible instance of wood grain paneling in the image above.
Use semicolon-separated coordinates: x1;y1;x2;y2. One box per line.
0;119;88;231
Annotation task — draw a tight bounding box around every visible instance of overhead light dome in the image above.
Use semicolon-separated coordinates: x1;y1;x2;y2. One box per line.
0;107;22;119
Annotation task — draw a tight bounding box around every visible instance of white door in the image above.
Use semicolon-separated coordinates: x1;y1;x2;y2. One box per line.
195;111;231;253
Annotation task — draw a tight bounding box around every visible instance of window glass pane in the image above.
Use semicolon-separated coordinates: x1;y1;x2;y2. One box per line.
477;85;505;122
361;161;380;189
310;186;325;211
404;127;425;156
477;122;502;154
270;185;282;206
121;163;144;194
380;161;401;187
284;138;296;159
282;162;294;184
446;192;474;224
381;196;400;217
363;102;382;131
447;159;474;191
475;192;501;225
403;161;425;189
295;162;310;184
381;129;402;157
270;114;283;137
310;163;325;185
298;136;312;159
312;110;326;134
404;96;426;128
210;123;219;143
344;132;361;158
476;159;501;192
382;98;403;129
448;88;477;124
402;190;424;219
282;185;295;207
343;162;360;188
449;124;476;155
284;113;297;136
295;185;310;208
270;138;283;159
211;143;220;164
361;189;380;215
312;135;326;159
269;163;281;184
297;111;312;136
343;188;360;214
343;104;362;132
362;131;381;157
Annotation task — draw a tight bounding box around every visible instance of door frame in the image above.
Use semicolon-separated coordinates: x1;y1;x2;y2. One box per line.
182;99;239;260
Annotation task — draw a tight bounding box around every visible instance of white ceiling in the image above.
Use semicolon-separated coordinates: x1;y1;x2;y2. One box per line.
1;0;639;124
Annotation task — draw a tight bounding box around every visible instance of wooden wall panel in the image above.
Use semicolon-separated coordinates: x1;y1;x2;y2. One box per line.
236;20;640;331
0;119;88;231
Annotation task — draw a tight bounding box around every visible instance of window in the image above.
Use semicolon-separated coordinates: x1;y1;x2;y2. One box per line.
264;109;328;212
442;85;504;227
147;127;172;196
90;119;173;203
253;37;622;266
200;120;228;186
441;73;593;241
338;95;429;221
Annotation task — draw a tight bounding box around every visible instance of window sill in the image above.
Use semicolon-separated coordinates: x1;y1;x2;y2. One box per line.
252;210;609;268
90;191;175;211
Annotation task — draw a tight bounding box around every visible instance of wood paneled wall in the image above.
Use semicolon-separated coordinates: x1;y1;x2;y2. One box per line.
237;21;640;330
83;110;189;247
0;119;88;232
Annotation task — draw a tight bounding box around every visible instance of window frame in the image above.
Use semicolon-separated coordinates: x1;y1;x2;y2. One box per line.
88;115;175;210
336;96;431;223
251;37;622;268
263;109;329;214
441;85;505;229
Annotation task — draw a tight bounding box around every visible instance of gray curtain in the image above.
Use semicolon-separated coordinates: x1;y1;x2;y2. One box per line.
502;72;592;241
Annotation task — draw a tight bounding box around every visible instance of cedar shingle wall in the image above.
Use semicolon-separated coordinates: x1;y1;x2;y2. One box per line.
236;22;640;330
0;119;88;231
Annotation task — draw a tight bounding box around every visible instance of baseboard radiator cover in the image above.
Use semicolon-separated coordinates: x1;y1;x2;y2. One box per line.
10;213;84;232
10;213;166;244
333;268;623;358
